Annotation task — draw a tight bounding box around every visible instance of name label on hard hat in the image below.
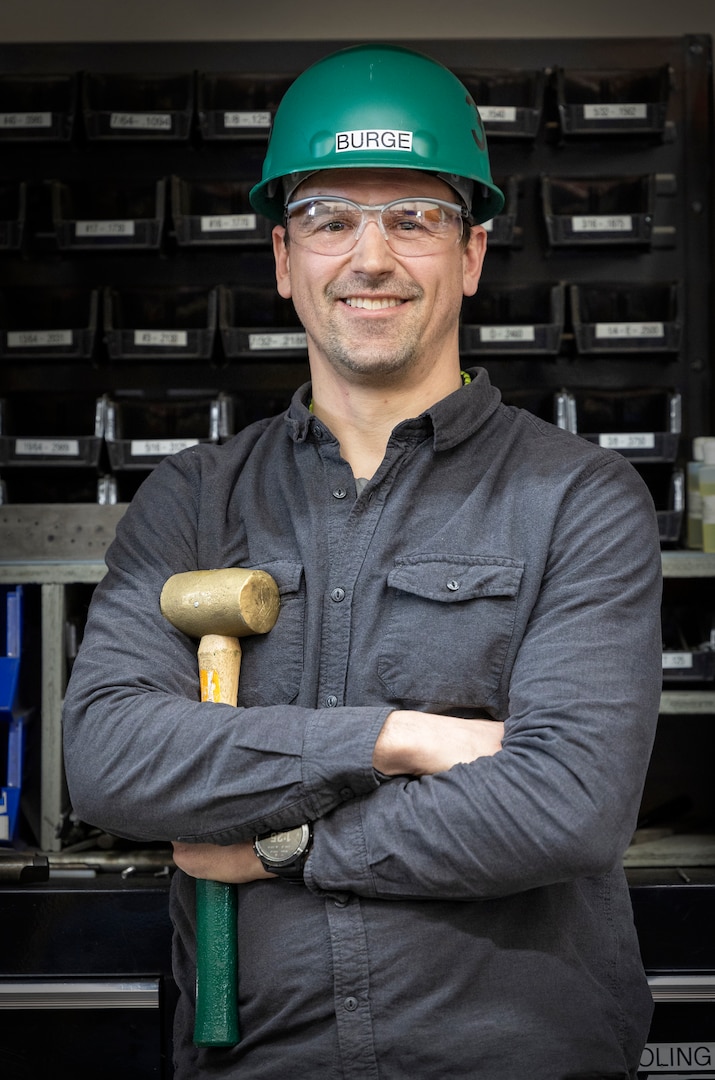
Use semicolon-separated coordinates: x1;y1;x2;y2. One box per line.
336;129;413;153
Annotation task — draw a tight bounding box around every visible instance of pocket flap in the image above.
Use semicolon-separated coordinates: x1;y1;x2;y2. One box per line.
251;559;303;596
387;555;523;603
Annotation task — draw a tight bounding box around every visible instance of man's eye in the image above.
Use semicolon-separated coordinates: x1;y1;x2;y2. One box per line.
323;219;350;233
394;217;422;231
386;214;423;232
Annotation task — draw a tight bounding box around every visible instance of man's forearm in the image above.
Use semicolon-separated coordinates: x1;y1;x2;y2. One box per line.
373;711;504;776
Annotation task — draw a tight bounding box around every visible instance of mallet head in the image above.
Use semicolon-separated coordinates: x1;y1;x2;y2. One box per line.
160;567;280;640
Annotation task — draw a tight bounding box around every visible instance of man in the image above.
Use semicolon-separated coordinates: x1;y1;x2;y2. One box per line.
63;44;662;1079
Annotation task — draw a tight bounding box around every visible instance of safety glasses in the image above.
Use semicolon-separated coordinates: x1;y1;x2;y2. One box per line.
284;196;470;256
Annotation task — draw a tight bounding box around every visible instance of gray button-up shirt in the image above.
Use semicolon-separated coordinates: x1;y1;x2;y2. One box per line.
63;368;663;1079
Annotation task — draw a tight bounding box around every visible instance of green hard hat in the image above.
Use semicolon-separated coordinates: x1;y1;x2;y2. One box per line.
249;43;505;226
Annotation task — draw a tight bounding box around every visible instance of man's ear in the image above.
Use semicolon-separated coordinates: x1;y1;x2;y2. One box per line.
273;225;292;299
462;225;487;298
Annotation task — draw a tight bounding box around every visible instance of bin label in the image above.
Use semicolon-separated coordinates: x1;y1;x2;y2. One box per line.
130;439;199;456
662;652;694;669
76;220;135;237
640;1040;715;1073
248;332;307;351
224;111;271;128
14;438;80;457
598;432;656;450
584;103;648;120
480;106;517;123
0;111;51;129
479;325;536;343
201;214;257;233
595;321;664;339
133;330;188;348
110;112;172;131
8;330;73;348
572;214;633;232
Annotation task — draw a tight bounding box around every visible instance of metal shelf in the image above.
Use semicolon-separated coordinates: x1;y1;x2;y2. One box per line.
661;550;715;577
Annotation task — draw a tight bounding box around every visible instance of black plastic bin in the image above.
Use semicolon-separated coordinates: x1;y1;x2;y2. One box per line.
570;281;681;354
82;71;193;140
103;286;217;361
0;287;98;360
0;73;77;141
219;284;307;358
555;386;681;463
542;174;655;246
555;65;671;137
460;283;564;355
196;71;295;139
105;391;234;469
52;180;166;251
171;177;270;246
454;68;545;138
0;393;106;468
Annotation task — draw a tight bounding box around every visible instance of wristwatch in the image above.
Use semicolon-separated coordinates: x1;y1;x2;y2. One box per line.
253;824;313;881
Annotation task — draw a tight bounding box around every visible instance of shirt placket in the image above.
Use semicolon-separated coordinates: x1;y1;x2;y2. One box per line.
311;422;408;1077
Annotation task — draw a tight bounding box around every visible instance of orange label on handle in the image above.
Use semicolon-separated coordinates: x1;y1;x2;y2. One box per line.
200;668;221;702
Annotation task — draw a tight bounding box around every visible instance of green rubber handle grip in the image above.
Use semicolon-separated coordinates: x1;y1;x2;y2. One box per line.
194;878;240;1047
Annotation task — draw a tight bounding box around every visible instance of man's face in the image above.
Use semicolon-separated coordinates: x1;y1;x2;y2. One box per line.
272;169;486;385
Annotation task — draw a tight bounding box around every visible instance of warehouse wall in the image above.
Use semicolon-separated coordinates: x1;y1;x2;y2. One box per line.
0;0;713;44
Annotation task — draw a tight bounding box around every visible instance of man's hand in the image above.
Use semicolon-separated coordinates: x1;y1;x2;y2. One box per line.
374;711;504;777
172;839;276;884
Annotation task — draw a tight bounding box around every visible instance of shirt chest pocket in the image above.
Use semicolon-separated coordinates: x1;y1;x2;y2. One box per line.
236;559;305;707
378;555;524;711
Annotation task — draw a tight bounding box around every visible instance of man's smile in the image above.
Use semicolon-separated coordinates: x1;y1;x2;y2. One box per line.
342;296;407;310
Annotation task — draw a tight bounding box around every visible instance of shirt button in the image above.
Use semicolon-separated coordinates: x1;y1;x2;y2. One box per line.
339;787;353;800
325;695;338;708
333;893;350;907
343;996;359;1012
332;488;347;499
330;587;346;602
446;579;460;592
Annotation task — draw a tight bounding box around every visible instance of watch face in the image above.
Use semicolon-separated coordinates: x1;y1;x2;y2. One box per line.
256;825;310;864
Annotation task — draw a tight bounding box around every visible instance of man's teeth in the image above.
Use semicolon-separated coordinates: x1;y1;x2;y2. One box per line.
344;297;403;310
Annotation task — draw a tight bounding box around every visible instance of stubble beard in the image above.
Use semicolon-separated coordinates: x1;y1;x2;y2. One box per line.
317;279;425;382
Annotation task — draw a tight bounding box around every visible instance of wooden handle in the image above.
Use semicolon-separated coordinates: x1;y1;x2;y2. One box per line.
198;634;242;706
194;633;242;1047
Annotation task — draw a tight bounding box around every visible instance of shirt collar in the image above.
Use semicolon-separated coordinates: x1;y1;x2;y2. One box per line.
284;367;501;450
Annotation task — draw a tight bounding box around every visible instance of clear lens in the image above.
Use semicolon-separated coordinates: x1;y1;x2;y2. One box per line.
286;196;466;256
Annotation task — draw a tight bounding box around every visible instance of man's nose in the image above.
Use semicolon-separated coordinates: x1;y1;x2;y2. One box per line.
349;216;396;270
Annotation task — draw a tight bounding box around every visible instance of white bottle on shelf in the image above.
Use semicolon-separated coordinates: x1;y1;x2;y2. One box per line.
698;438;715;554
686;436;706;549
